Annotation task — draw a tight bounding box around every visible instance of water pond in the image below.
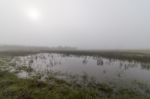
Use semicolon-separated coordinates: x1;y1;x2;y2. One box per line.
10;53;150;91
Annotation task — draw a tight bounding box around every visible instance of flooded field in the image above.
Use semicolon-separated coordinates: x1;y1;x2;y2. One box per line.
8;53;150;91
0;52;150;98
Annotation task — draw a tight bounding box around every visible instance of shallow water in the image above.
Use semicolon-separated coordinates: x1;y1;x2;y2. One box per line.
11;53;150;89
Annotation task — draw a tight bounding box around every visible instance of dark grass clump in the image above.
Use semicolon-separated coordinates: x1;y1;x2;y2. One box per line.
16;66;33;72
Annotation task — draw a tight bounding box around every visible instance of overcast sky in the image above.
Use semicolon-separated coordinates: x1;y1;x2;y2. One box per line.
0;0;150;49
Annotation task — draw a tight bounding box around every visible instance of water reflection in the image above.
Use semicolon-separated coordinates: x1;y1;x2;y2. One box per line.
141;63;150;70
97;58;104;66
11;53;62;73
10;53;150;89
82;56;88;64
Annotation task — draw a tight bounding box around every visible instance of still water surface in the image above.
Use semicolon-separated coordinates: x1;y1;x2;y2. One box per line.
11;53;150;88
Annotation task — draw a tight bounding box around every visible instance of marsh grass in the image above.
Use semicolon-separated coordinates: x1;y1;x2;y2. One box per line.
16;66;33;73
1;50;150;63
0;69;149;99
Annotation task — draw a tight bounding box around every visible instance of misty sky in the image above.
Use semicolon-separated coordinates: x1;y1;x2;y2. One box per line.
0;0;150;49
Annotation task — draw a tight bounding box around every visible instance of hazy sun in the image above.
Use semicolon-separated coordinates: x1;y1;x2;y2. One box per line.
27;8;40;20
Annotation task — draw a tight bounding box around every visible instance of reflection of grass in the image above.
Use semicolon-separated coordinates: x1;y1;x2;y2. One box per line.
46;50;150;63
141;63;150;70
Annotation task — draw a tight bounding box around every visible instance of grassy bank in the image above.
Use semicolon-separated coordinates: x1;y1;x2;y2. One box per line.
1;50;150;63
0;70;149;99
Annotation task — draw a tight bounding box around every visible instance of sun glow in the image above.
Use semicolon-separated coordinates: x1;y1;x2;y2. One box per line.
27;8;40;20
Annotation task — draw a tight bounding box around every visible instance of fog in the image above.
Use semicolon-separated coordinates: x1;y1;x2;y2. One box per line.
0;0;150;49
